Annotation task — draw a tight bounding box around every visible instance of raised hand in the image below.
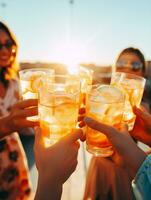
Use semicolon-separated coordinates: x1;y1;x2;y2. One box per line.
84;117;147;176
34;127;83;200
130;106;151;147
0;99;39;138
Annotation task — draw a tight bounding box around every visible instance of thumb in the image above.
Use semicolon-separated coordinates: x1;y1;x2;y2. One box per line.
63;129;83;144
84;117;118;140
119;123;129;135
84;117;132;155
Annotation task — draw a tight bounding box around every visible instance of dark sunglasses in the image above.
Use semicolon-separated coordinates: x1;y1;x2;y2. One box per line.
116;60;143;71
0;41;14;50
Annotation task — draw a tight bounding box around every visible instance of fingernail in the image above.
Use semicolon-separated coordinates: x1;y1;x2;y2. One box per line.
34;126;39;131
133;106;140;113
133;105;137;110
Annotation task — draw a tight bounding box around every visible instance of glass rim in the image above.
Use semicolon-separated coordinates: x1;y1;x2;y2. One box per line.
80;66;94;74
39;74;81;95
38;86;81;98
43;74;81;84
45;74;79;78
19;67;54;75
112;72;146;83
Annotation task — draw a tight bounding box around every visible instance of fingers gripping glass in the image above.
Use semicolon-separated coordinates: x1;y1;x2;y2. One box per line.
0;41;14;50
116;60;143;71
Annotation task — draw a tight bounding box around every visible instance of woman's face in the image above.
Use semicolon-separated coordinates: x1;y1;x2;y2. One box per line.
0;29;15;67
116;53;144;77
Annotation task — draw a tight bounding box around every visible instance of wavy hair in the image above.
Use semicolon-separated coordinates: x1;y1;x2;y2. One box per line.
0;21;18;86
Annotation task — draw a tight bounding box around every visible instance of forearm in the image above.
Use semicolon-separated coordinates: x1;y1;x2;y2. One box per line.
34;175;63;200
0;116;11;139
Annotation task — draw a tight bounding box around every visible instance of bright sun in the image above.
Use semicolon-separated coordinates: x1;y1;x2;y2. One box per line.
52;40;88;74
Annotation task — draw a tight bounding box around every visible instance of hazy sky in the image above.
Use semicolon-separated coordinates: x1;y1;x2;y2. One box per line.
1;0;151;64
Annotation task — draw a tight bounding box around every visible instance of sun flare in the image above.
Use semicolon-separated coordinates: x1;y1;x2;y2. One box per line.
52;40;88;74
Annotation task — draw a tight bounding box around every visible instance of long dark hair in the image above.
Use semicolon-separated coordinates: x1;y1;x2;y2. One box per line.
116;47;146;73
0;21;18;86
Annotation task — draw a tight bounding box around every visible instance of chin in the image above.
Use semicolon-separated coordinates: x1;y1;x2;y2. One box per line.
0;61;11;68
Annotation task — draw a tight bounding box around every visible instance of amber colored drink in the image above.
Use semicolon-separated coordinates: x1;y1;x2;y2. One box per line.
38;75;80;146
19;68;54;121
111;72;146;130
19;68;54;99
86;85;125;157
79;67;93;107
39;96;79;146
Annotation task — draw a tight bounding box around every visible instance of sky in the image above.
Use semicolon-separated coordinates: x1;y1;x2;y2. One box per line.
0;0;151;65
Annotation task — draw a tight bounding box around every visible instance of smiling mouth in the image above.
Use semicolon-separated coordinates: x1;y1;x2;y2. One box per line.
0;56;10;61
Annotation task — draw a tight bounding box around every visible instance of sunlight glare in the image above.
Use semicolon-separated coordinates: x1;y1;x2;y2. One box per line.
52;41;88;74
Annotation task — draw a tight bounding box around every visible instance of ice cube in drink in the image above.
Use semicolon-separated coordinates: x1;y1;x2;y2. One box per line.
38;75;81;146
111;72;146;130
39;95;79;146
19;68;54;121
86;85;125;157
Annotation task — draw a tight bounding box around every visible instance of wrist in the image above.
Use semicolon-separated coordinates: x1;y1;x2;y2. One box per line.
38;171;63;186
35;174;63;200
38;167;64;185
130;147;147;176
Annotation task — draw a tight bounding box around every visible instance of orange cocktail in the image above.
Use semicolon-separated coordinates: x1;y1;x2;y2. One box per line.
67;66;93;107
111;72;146;130
19;68;54;99
38;75;80;146
79;67;93;107
86;85;125;157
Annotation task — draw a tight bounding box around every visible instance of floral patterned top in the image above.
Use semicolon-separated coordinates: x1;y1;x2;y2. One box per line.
0;79;32;200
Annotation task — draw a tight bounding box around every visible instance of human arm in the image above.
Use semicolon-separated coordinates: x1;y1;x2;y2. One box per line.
84;117;151;200
130;106;151;147
84;117;147;175
34;127;83;200
0;99;39;139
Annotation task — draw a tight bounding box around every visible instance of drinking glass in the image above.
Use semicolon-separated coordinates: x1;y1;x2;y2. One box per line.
19;68;54;121
67;66;93;107
86;84;125;157
79;67;93;107
38;75;81;146
19;68;54;99
111;72;146;130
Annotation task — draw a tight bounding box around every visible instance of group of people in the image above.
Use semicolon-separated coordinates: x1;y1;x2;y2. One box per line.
0;20;151;200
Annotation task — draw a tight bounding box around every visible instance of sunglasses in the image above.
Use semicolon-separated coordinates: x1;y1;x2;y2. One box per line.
0;41;14;50
116;60;143;71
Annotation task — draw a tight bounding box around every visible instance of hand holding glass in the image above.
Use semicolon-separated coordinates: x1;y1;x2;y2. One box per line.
86;84;125;157
38;75;81;146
